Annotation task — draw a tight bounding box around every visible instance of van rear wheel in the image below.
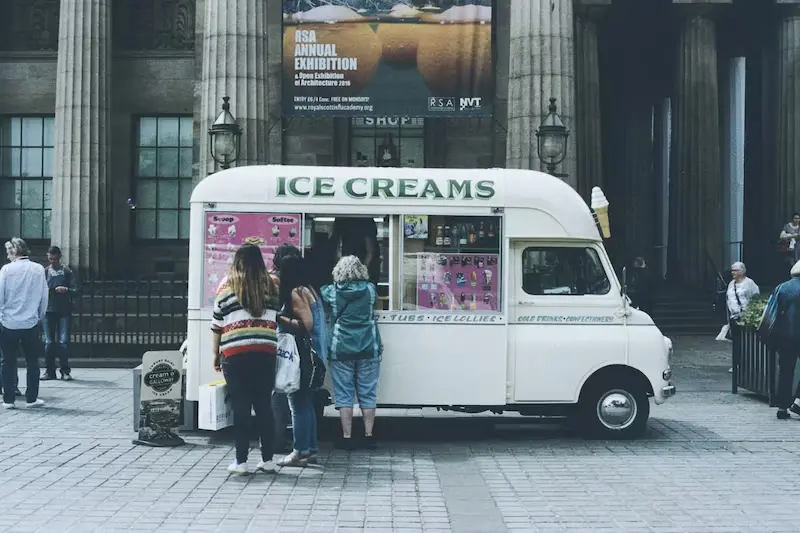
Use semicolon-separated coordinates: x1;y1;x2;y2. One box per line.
579;383;649;439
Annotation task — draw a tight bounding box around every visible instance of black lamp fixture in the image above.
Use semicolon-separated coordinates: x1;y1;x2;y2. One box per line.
535;97;569;176
208;96;243;171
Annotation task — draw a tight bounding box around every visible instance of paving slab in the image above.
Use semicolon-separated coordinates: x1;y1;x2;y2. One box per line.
1;337;797;532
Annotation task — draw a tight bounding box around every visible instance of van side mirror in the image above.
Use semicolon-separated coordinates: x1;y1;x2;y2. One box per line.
621;266;628;298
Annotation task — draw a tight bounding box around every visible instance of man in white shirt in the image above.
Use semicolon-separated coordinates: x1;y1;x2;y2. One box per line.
0;238;49;409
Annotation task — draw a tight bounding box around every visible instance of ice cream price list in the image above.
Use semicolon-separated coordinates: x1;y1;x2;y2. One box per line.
203;212;301;305
416;253;499;311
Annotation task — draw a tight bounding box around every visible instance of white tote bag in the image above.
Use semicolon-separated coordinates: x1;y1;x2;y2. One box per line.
198;382;234;431
274;332;301;394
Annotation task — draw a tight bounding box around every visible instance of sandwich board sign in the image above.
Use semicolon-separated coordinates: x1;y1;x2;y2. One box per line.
133;351;186;447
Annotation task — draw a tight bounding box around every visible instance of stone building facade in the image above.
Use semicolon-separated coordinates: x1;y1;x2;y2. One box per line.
0;0;798;287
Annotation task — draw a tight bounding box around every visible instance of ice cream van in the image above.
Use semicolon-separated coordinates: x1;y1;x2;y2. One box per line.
186;165;675;439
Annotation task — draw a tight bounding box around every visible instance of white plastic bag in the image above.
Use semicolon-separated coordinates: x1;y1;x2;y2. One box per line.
274;332;301;394
715;324;731;342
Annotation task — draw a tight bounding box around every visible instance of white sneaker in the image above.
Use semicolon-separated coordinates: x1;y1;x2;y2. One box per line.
256;460;277;473
227;461;248;475
2;403;15;410
277;451;306;467
26;399;45;408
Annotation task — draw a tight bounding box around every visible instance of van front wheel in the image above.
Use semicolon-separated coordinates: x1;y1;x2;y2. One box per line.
579;384;649;439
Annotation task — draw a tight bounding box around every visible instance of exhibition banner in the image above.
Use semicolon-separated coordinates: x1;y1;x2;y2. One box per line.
282;1;493;117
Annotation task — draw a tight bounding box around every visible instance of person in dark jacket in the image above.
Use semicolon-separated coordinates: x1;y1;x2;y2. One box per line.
626;257;653;314
771;260;800;420
42;246;78;381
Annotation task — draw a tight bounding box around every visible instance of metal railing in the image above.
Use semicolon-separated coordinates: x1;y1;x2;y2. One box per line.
704;250;729;320
731;326;777;406
68;276;188;358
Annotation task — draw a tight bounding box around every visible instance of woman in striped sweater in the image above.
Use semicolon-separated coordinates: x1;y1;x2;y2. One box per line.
211;244;280;475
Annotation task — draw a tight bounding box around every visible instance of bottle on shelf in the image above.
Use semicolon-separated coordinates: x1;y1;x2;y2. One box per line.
458;223;468;246
478;221;486;241
468;224;476;245
435;224;444;246
443;225;452;246
487;222;496;239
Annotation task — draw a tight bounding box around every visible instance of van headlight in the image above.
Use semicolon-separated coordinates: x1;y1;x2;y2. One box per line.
663;369;672;381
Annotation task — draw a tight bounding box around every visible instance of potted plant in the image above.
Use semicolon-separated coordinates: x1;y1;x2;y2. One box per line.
738;294;768;328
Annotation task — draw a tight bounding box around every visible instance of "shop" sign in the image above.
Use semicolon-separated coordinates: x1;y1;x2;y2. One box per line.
276;177;496;201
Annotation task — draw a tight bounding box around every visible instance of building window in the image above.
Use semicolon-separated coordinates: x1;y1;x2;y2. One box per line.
0;116;54;240
134;116;193;240
350;117;424;168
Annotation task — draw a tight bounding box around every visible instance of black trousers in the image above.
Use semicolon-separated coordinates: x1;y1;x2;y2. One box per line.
777;348;800;410
222;352;276;464
0;326;42;404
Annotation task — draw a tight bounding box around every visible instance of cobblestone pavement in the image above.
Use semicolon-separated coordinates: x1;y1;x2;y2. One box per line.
1;336;799;533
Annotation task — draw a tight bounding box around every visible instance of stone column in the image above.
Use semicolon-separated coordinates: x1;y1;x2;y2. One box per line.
668;3;726;285
197;0;281;180
51;0;110;276
506;0;576;187
574;1;608;202
775;0;800;229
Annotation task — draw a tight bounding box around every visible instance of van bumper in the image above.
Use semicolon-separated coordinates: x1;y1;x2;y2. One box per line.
662;384;676;398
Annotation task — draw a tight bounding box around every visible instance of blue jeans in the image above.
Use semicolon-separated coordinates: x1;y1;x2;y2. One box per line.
330;358;380;409
288;388;318;455
0;326;43;404
43;314;70;375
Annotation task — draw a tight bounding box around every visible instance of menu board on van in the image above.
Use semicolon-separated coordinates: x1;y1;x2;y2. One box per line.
415;252;499;311
203;212;301;306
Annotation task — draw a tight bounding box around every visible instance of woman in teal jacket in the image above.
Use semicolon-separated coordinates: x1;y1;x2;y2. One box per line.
321;255;382;450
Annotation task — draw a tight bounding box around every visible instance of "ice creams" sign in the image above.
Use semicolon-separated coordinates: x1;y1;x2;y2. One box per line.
276;176;496;201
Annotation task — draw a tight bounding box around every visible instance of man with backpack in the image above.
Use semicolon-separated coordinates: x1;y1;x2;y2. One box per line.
42;246;78;381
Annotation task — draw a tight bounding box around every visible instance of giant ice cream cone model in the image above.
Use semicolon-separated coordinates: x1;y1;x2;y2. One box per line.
283;6;381;97
416;5;492;98
591;186;611;239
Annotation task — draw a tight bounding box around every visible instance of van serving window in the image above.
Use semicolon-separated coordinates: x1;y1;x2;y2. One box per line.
402;215;502;312
304;214;391;310
522;247;610;296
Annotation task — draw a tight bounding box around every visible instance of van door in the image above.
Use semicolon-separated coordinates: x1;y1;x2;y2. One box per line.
509;241;627;403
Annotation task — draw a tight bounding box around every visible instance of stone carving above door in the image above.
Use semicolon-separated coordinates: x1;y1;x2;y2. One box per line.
115;0;196;51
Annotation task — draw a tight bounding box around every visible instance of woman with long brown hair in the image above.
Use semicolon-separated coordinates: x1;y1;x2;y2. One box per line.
211;244;280;475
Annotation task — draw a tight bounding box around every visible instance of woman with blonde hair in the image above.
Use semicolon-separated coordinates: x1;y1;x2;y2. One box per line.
211;244;280;475
321;255;383;450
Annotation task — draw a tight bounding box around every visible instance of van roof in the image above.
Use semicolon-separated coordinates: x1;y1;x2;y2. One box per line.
191;165;601;241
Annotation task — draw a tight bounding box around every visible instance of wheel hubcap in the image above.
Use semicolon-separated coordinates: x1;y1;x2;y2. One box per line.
596;389;637;430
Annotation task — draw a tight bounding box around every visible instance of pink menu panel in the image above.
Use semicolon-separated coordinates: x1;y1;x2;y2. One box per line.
415;253;499;311
203;212;301;306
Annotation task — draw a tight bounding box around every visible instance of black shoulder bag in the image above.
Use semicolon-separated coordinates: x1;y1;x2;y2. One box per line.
290;288;327;391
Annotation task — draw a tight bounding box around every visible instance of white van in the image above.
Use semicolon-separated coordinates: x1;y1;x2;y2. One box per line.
187;165;674;439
